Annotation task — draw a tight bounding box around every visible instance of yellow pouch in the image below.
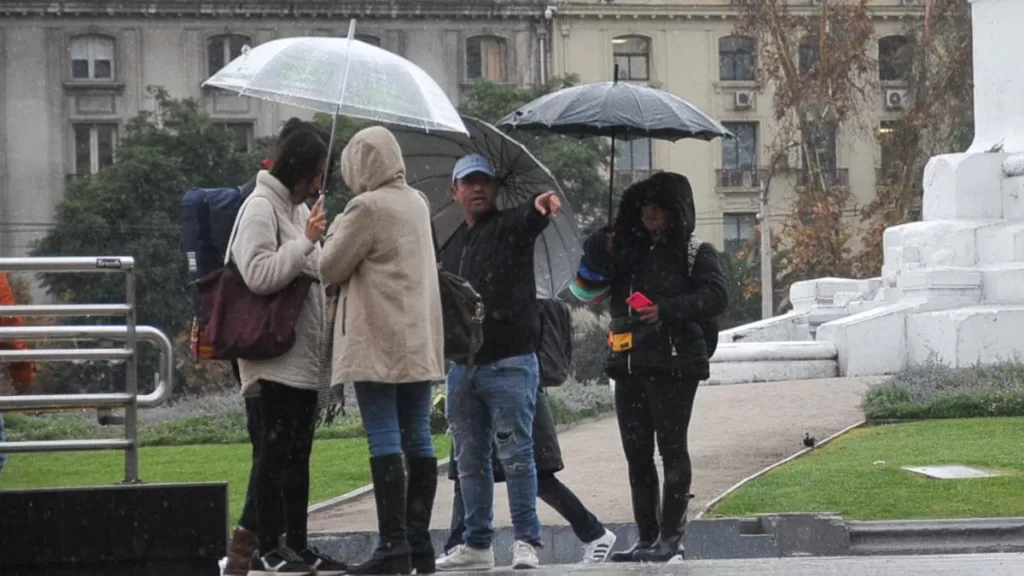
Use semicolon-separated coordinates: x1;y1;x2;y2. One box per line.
608;330;634;352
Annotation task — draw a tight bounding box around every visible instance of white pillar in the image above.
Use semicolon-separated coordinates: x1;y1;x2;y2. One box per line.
967;0;1024;155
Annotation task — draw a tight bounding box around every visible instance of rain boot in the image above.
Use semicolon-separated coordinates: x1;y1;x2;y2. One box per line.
406;457;439;574
610;470;660;562
635;493;692;563
348;455;413;575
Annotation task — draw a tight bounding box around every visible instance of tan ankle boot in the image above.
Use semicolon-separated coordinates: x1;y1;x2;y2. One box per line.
224;527;258;575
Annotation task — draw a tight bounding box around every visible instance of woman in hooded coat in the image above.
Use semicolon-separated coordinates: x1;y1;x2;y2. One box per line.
320;126;445;576
575;172;727;563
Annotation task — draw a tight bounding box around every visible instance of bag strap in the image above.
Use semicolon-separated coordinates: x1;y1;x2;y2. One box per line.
224;195;281;267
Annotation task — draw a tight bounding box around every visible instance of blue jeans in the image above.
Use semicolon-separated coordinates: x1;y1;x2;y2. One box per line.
447;354;541;548
354;381;435;459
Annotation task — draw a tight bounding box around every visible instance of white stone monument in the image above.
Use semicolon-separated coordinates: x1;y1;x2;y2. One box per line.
814;0;1024;375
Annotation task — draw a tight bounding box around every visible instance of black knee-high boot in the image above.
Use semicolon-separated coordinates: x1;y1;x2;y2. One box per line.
610;465;661;562
635;492;692;563
348;455;413;575
406;457;438;574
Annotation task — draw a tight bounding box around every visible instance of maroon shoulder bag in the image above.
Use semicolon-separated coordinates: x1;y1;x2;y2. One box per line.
196;197;317;361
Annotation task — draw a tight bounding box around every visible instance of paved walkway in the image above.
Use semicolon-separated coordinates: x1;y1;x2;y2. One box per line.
308;377;877;534
432;554;1024;576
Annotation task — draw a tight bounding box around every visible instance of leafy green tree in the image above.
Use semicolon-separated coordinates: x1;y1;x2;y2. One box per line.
32;88;258;393
460;76;610;228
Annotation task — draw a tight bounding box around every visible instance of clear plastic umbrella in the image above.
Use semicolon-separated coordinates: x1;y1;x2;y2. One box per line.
392;116;582;299
202;25;466;135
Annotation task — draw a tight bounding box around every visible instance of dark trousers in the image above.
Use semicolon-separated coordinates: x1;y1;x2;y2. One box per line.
614;373;700;541
233;360;263;533
254;380;318;553
444;472;605;552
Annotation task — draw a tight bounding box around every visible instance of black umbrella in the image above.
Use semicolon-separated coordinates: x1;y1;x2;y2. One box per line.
391;116;582;299
497;67;734;222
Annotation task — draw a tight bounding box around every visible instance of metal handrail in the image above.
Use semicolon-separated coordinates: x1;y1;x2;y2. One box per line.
0;325;174;410
0;255;162;483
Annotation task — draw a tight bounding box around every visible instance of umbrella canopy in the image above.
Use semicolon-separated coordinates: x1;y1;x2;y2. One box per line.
496;81;732;142
392;116;582;299
203;36;466;135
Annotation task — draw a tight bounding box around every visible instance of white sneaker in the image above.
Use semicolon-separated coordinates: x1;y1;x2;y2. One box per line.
581;529;617;564
511;540;539;570
436;544;495;572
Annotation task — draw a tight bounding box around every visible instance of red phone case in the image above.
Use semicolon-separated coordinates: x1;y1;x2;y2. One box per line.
626;292;653;310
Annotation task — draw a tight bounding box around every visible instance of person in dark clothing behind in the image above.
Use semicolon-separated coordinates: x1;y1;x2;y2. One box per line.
221;117;337;576
443;387;618;563
575;172;727;564
435;154;562;572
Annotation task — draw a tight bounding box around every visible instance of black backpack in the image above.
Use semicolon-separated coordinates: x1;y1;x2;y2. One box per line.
686;236;720;358
537;298;573;387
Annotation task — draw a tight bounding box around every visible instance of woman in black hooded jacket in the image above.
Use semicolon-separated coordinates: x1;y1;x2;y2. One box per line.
576;172;727;562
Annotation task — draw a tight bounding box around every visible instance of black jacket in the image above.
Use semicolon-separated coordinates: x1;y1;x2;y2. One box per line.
439;200;549;365
448;387;563;481
584;172;728;380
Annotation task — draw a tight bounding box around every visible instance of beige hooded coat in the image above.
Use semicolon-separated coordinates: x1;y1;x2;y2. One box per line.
320;126;445;386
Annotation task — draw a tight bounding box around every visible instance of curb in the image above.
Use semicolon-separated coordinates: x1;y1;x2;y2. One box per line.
694;419;867;520
307;409;615;516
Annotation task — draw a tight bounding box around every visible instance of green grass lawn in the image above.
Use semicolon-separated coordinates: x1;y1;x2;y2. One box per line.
0;436;450;527
709;418;1024;521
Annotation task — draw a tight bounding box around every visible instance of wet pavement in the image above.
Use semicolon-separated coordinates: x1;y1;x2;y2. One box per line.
438;554;1024;575
309;377;877;533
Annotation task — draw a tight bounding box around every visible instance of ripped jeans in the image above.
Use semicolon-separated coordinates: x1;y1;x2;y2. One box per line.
446;354;541;548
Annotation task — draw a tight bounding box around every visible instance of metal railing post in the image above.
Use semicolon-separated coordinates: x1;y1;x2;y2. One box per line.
123;268;139;483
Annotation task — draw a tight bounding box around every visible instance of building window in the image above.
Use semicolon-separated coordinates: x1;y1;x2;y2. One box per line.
879;35;911;82
217;122;253;153
208;34;251;76
802;121;837;173
70;35;115;81
614;138;653;188
613;36;651;82
798;37;819;76
724;213;757;254
466;36;506;82
355;34;381;47
74;124;117;175
719;122;759;188
719;36;756;82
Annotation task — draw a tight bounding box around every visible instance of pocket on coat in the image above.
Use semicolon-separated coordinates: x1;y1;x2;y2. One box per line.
341;296;348;336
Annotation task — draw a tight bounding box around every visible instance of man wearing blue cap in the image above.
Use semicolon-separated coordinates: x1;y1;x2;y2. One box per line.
436;153;561;572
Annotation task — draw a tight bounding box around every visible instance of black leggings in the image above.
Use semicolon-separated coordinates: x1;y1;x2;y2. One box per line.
255;380;318;553
614;373;700;541
233;361;265;533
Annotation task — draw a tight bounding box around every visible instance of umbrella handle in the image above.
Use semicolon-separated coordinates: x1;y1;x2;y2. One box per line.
608;135;616;225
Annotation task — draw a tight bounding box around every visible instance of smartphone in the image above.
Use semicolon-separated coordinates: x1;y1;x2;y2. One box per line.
626;292;654;311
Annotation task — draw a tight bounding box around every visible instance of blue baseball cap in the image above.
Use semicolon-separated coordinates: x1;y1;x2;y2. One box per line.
452;153;495;184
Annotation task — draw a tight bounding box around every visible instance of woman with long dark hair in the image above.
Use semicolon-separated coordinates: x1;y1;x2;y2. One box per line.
230;129;346;576
573;172;727;563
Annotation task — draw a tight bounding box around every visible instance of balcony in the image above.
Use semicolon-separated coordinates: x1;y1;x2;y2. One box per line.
613;169;655;190
796;168;849;189
716;168;768;191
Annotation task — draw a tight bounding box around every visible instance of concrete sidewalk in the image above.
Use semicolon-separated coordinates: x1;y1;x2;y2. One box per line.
308;377;877;534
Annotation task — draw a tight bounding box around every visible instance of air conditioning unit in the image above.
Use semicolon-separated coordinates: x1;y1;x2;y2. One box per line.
733;90;754;110
885;88;908;110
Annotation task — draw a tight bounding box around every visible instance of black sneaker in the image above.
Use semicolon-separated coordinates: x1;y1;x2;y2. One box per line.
248;547;313;575
298;547;348;576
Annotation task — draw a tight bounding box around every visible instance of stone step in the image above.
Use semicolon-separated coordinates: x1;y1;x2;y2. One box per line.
849;518;1024;556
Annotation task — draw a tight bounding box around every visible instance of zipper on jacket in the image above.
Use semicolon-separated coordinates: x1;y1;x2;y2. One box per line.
458;245;468;278
341;297;348;336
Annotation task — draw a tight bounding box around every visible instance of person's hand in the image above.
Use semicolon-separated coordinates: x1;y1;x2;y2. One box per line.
534;191;562;217
638;305;659;324
305;196;326;242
